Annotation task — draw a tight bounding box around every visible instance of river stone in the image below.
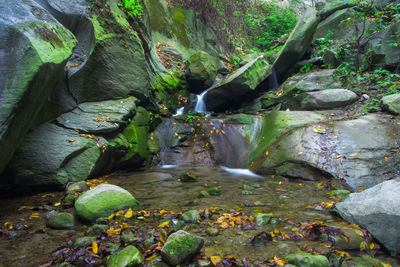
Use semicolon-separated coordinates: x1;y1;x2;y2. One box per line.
72;236;97;248
86;224;109;236
9;123;107;186
298;89;358;110
335;179;400;255
341;255;389;267
56;98;137;133
181;210;201;223
205;54;271;111
382;93;400;115
255;213;272;226
284;252;330;267
281;69;342;93
0;0;77;173
251;113;400;191
66;181;89;194
75;184;140;222
107;245;143;267
160;230;204;266
185;51;223;93
46;211;75;230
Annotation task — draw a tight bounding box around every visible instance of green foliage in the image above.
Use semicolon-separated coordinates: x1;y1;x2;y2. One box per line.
300;64;313;73
118;0;144;18
244;2;297;51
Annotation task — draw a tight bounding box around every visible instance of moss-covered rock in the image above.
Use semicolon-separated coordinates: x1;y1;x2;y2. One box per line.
0;0;77;173
341;255;390;267
72;236;97;248
382;93;400;115
284;252;330;267
329;190;351;198
107;245;143;267
255;213;272;226
160;230;204;265
46;212;75;230
181;210;201;223
75;184;140;222
86;224;109;236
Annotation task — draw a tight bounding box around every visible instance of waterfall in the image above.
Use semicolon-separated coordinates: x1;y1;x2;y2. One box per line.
269;66;279;91
194;75;223;113
173;107;184;117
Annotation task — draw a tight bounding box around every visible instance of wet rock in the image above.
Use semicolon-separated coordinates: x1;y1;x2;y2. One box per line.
72;236;96;248
160;230;204;265
241;190;253;195
185;51;223;93
46;211;75;230
335;179;400;255
328;190;351;198
255;213;272;226
249;232;273;246
9;123;109;186
181;210;201;223
0;0;77;173
205;54;271;111
284;252;330;267
62;194;76;208
146;256;170;267
75;184;140;222
56;98;137;134
206;227;219;236
179;172;197;182
298;89;357;110
198;191;210;198
105;242;121;253
121;231;136;244
86;224;109;236
341;254;390;267
206;187;220;196
172;220;186;232
66;181;89;194
107;245;143;267
382;93;400;115
281;69;341;93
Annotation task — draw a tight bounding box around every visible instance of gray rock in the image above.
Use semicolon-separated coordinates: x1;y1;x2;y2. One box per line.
181;210;201;223
281;69;342;93
86;224;109;236
72;236;96;248
205;54;271;111
249;112;400;190
56;98;137;133
298;89;358;110
255;213;272;226
75;184;141;222
46;211;75;230
66;181;89;194
107;245;143;267
382;93;400;115
9;123;108;186
161;230;204;265
335;179;400;255
0;0;76;173
368;21;400;67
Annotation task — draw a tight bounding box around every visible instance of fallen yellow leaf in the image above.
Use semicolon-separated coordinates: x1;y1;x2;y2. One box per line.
124;208;133;219
210;256;222;266
92;241;98;254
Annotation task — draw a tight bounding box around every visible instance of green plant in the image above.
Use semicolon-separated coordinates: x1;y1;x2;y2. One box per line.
300;64;313;73
335;62;357;85
118;0;143;18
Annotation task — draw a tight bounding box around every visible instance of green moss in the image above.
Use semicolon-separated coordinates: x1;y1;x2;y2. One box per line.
285;252;330;267
107;245;143;267
172;8;186;24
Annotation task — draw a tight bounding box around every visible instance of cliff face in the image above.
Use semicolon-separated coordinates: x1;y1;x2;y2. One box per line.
0;0;224;186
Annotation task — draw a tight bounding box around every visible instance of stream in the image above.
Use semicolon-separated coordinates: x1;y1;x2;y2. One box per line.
0;165;398;266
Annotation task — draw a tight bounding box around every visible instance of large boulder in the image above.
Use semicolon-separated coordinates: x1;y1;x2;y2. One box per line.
9;123;109;186
368;21;400;67
298;89;357;110
248;112;400;190
382;93;400;115
75;184;140;222
185;51;223;93
160;230;204;265
273;8;320;81
205;54;271;111
56;98;137;134
284;252;330;267
0;0;77;173
68;1;150;103
335;179;400;255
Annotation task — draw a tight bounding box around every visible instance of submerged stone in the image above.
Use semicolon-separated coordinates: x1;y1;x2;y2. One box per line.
181;210;201;223
206;187;220;196
86;224;109;236
75;184;140;222
46;211;75;230
284;252;330;267
72;236;97;248
107;245;143;267
160;230;204;265
255;213;272;226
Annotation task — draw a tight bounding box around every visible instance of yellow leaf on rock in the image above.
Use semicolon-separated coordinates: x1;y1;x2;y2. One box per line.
360;241;366;251
124;208;133;218
265;151;269;157
158;220;170;228
92;241;98;254
67;139;76;143
369;242;375;250
349;153;358;157
210;256;222;266
145;254;158;261
54;202;61;207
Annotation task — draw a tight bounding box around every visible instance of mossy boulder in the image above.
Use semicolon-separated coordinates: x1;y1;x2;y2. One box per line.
46;212;75;230
341;255;390;267
284;252;330;267
382;93;400;115
185;51;223;93
205;54;271;111
160;230;204;265
0;0;77;173
298;89;357;110
9;123;109;186
255;213;272;226
75;184;141;222
107;245;143;267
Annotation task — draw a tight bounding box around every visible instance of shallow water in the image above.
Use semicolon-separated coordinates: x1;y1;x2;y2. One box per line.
0;166;398;266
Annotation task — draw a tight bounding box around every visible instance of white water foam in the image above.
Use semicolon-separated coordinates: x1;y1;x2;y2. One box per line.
173;107;184;117
220;166;260;177
159;165;179;169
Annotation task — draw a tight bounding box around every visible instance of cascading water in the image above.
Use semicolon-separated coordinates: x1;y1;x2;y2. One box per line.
173;107;184;116
194;75;223;113
268;66;279;91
